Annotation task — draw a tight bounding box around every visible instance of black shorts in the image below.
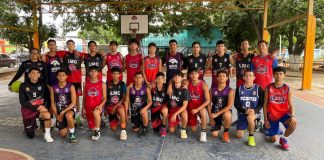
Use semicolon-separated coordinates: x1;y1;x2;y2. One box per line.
131;114;142;129
56;109;76;130
71;83;82;96
210;110;232;132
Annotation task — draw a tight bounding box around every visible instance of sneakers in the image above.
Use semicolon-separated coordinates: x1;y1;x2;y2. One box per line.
200;131;207;142
248;136;256;147
160;128;167;138
180;129;187;139
120;130;127;141
51;118;56;128
69;133;77;143
44;134;54;143
223;132;230;143
254;120;263;132
100;119;107;128
91;130;101;141
139;128;149;138
279;137;289;150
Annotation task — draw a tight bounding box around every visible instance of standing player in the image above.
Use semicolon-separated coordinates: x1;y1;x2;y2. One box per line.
150;72;168;136
124;39;143;86
207;40;234;88
162;39;184;83
187;68;210;142
124;72;152;137
251;40;278;90
208;70;234;143
50;69;77;143
234;39;254;87
9;48;47;91
105;67;127;140
19;67;53;142
234;70;264;147
82;67;107;141
263;67;297;150
106;41;123;82
183;42;207;81
143;42;162;87
166;71;190;139
84;41;105;82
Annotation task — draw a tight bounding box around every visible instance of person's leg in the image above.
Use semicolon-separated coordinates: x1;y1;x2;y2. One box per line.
91;109;101;141
140;108;149;128
160;106;168;137
247;111;256;136
65;110;77;142
59;128;69;138
131;114;141;133
39;110;54;142
187;106;198;132
117;105;127;140
180;110;188;139
283;116;297;137
199;108;207;142
222;111;232;143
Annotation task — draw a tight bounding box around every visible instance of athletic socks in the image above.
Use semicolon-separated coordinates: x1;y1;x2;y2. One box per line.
224;128;229;133
69;128;75;133
202;129;206;132
249;133;254;136
45;128;51;136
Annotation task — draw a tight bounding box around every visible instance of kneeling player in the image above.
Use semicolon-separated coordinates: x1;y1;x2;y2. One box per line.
151;72;168;137
167;71;190;139
19;67;53;142
234;70;263;146
50;69;77;143
187;69;210;142
105;67;127;140
263;67;297;150
208;70;234;143
82;67;107;141
124;72;152;137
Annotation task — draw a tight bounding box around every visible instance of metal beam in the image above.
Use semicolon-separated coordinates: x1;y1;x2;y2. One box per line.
32;2;39;49
0;25;34;32
266;13;307;30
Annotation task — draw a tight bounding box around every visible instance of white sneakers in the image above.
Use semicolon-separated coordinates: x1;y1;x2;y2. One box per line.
180;129;187;139
200;131;207;142
120;130;127;141
44;134;54;143
91;130;101;141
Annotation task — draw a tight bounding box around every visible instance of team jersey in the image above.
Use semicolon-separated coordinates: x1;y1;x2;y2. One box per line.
45;55;63;86
168;85;190;109
129;85;147;116
188;80;205;109
106;52;123;82
151;84;168;108
106;80;126;106
84;53;104;79
211;86;231;113
162;52;184;83
267;83;290;121
62;51;83;83
53;83;72;113
211;53;231;87
144;56;160;83
125;54;142;86
19;81;46;111
8;60;47;86
84;81;103;111
251;54;277;90
183;54;207;80
235;53;254;87
234;84;263;115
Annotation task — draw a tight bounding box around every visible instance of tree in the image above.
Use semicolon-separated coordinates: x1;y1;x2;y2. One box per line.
78;26;123;44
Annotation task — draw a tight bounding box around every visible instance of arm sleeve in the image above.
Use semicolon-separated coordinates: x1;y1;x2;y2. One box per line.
234;87;247;114
254;87;264;113
8;62;25;86
19;84;38;111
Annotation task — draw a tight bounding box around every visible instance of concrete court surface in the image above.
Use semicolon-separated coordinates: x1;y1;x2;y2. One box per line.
0;76;324;160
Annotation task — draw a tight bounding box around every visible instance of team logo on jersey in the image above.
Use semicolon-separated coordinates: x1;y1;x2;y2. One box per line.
55;88;60;93
214;91;218;95
200;58;202;62
253;91;256;96
270;93;285;104
256;64;268;74
214;59;218;62
38;86;42;91
58;94;67;108
50;60;61;72
190;92;200;101
131;89;136;94
171;99;177;108
195;63;198;68
147;63;157;69
111;95;119;104
26;87;30;92
224;58;227;62
134;96;143;106
88;87;99;97
190;59;193;63
69;63;77;71
65;88;69;92
37;62;41;65
110;59;121;68
129;60;139;68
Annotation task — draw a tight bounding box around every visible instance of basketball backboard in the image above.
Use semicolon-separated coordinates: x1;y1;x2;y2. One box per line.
120;15;148;34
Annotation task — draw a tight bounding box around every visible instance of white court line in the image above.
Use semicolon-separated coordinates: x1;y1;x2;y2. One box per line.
0;148;34;160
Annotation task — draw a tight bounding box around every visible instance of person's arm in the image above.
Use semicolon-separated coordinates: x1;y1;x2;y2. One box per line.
61;85;77;114
19;84;38;111
215;88;234;116
207;89;213;119
206;56;212;70
288;87;294;116
96;82;107;110
82;82;86;118
254;87;264;113
162;53;167;65
167;80;173;96
8;62;25;87
101;55;106;70
142;87;153;111
159;58;162;72
124;86;131;115
142;58;149;85
263;87;269;122
193;82;210;112
234;87;246;114
50;87;58;118
123;56;127;71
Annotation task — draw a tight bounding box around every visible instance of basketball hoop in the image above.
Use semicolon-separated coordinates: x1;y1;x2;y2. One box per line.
131;29;138;34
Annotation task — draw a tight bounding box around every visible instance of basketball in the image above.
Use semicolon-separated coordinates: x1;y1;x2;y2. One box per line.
11;80;22;93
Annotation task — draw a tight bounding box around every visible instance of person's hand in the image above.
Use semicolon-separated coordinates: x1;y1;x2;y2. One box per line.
95;106;102;113
74;50;80;57
140;107;147;115
191;108;199;114
8;86;12;92
211;113;218;119
37;105;47;112
245;109;254;115
82;109;86;119
167;86;173;95
59;111;65;120
264;120;271;129
150;82;156;89
56;114;62;122
209;118;215;126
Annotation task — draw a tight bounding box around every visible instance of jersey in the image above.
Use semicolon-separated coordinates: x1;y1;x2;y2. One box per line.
106;52;123;82
46;55;63;86
84;53;103;79
267;83;290;121
184;54;207;80
129;85;147;116
125;53;142;86
238;84;259;111
211;86;230;113
188;80;205;109
53;83;72;113
106;80;126;106
168;85;190;109
84;81;103;111
251;54;275;90
163;52;183;83
144;56;160;83
62;51;82;83
211;53;231;86
235;53;254;87
151;84;168;108
19;81;46;111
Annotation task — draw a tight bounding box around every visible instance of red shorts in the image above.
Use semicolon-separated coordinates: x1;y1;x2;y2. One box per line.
106;104;125;129
151;105;166;129
85;106;101;129
187;104;202;127
168;107;181;128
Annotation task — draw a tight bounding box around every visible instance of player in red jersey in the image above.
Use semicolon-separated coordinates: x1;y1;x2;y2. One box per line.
263;67;297;150
106;41;124;82
187;68;210;142
143;42;162;88
124;39;143;86
82;66;107;141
